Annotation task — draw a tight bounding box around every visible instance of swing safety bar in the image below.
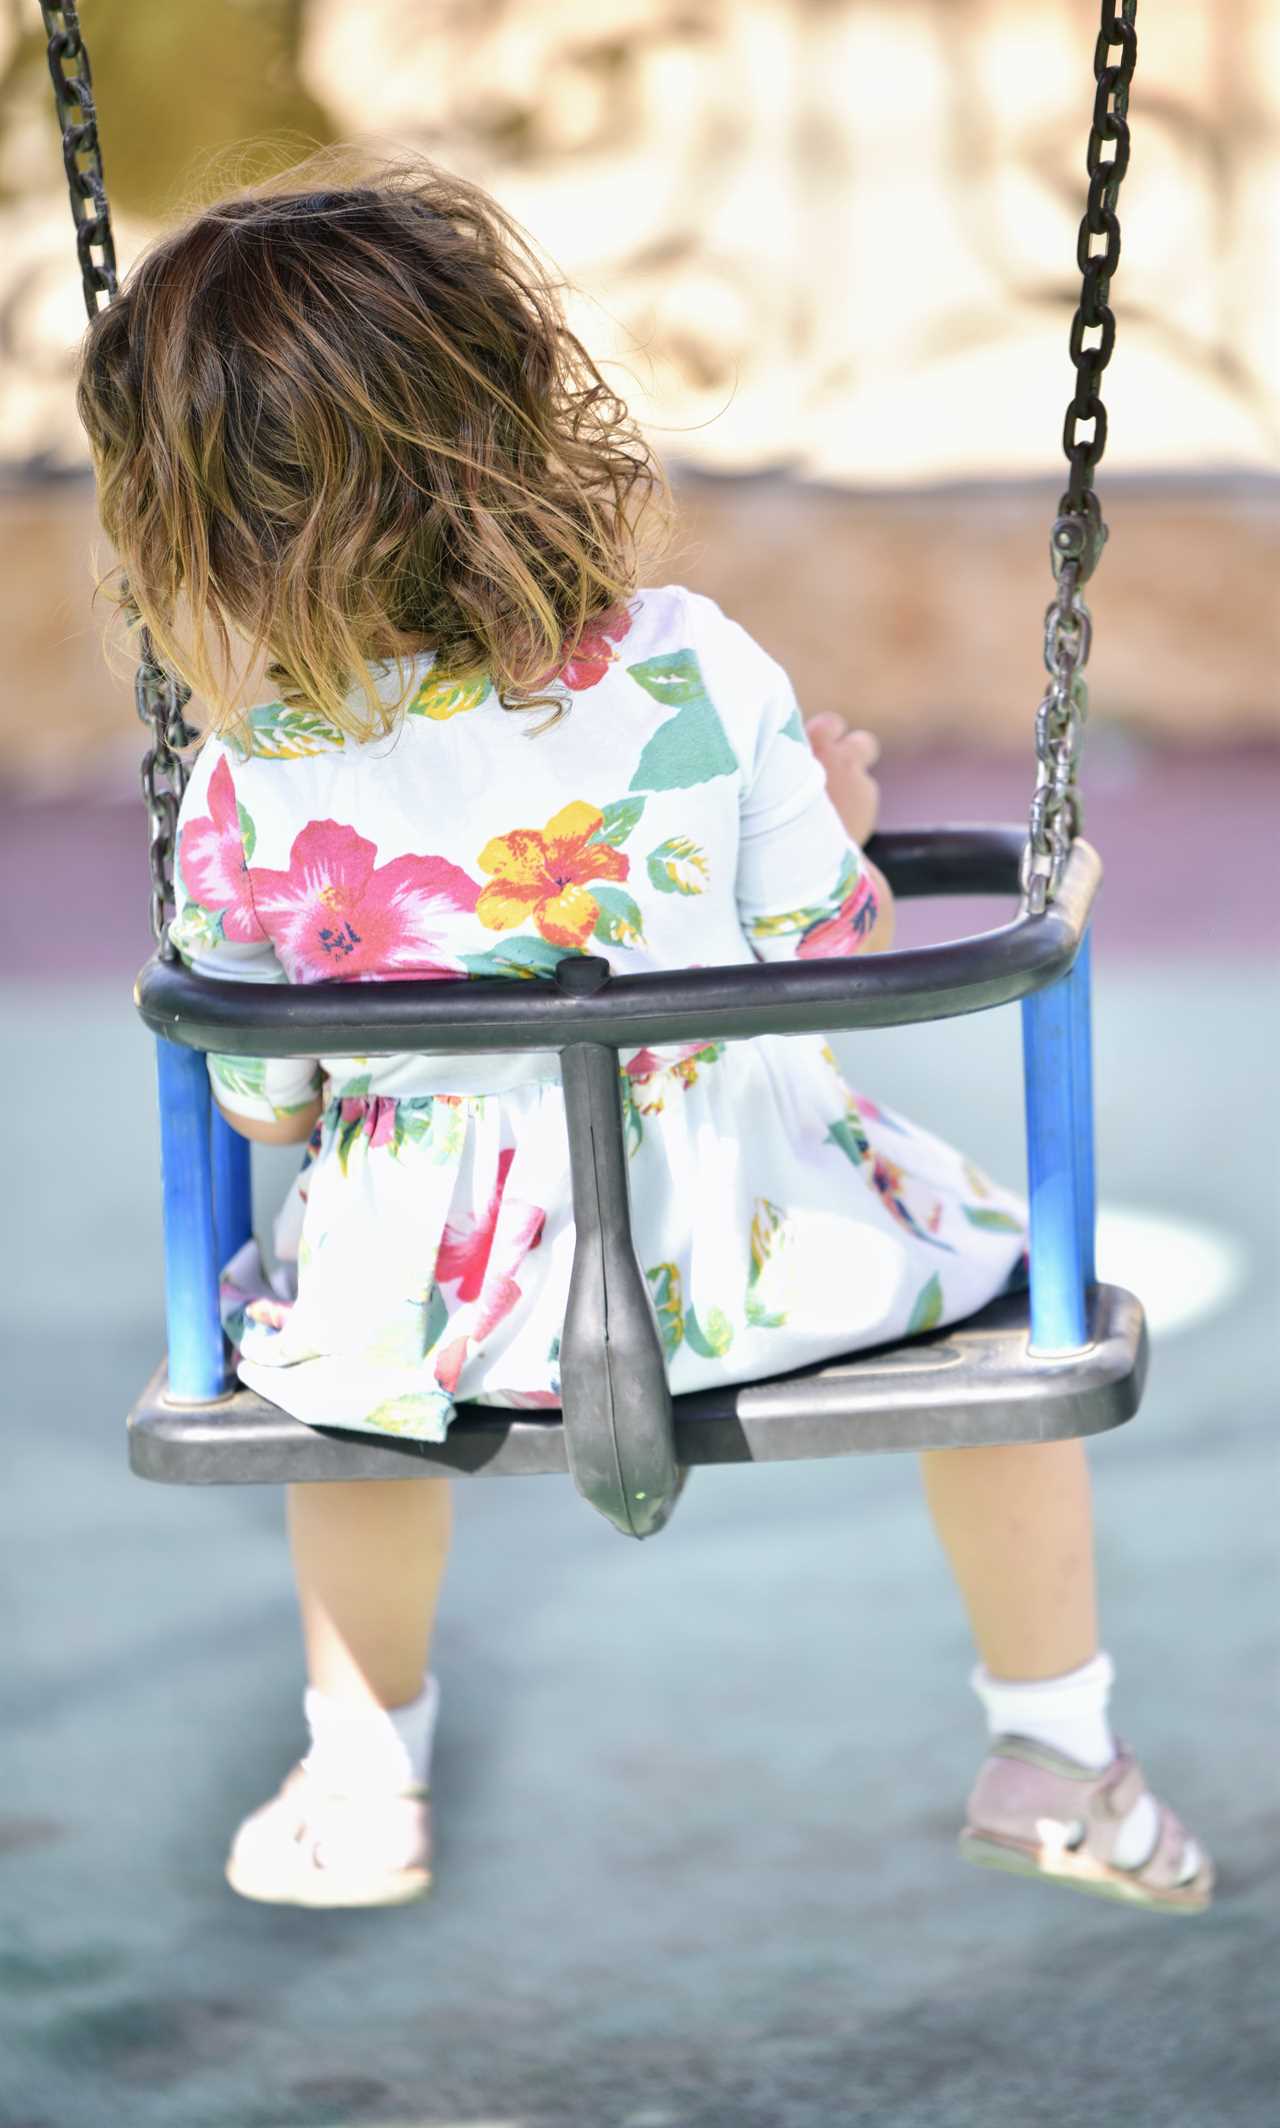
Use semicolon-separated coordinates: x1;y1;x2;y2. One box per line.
131;830;1143;1540
136;827;1093;1057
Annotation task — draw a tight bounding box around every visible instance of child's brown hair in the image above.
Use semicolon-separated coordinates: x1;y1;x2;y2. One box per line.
76;151;667;738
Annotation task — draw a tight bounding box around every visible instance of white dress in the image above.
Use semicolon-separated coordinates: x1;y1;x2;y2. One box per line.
170;586;1026;1440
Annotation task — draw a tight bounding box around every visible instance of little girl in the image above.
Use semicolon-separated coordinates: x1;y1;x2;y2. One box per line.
77;158;1211;1915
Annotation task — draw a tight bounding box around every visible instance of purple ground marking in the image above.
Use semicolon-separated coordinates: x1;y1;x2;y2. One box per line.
1;745;1276;984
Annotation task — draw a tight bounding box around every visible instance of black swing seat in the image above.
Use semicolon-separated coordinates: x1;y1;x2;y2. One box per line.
130;1282;1145;1487
132;829;1144;1539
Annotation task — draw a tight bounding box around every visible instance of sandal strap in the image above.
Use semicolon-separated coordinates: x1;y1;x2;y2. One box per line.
1094;1744;1147;1821
1122;1800;1195;1890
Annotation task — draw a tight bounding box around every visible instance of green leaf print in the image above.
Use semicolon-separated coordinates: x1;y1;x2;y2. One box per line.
392;1107;430;1158
626;651;739;791
591;885;646;947
334;1105;366;1176
748;1198;787;1285
590;796;647;848
209;1055;267;1102
826;1113;872;1167
463;937;578;980
685;1304;735;1359
620;1074;644;1159
645;1263;684;1357
236;802;257;862
961;1206;1024;1234
408;671;492;721
422;1283;449;1352
646;836;709;896
746;1198;789;1329
173;900;226;954
226;703;345;761
430;1100;469;1165
748;853;864;944
364;1390;453;1440
779;704;805;742
907;1273;944;1334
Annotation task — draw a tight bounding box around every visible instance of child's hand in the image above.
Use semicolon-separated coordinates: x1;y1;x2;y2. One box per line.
805;714;882;849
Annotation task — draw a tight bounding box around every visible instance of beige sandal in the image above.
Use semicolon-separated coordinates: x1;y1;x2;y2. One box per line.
959;1734;1214;1915
225;1764;432;1910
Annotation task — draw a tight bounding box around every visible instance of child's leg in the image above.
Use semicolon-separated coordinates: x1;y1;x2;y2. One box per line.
917;1437;1097;1680
227;1478;450;1906
918;1436;1205;1889
287;1476;453;1707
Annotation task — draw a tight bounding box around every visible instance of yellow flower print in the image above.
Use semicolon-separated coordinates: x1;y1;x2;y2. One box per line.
476;801;633;950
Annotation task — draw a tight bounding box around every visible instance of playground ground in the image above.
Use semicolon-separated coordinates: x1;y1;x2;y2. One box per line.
1;744;1277;2128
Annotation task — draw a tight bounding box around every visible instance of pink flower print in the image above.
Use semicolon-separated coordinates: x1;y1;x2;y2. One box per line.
434;1335;469;1396
178;755;267;942
621;1040;723;1114
366;1098;398;1152
797;871;879;959
533;606;634;692
622;1039;717;1080
623;1046;663;1080
243;1295;292;1334
436;1146;547;1341
248;821;481;982
561;607;632;689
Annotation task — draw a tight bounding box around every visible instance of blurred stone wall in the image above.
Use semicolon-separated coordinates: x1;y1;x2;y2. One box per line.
0;0;1275;775
1;0;1274;478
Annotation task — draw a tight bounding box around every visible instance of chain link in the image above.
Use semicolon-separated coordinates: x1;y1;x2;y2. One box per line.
136;633;199;949
39;2;196;955
1021;0;1138;916
39;3;117;314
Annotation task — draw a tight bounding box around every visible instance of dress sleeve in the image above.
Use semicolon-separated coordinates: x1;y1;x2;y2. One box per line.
685;592;881;962
169;740;324;1125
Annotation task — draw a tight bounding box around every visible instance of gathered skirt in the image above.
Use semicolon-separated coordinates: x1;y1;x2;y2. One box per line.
222;1033;1027;1441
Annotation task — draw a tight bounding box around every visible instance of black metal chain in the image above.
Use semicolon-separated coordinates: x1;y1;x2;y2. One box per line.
1021;0;1139;916
39;0;117;313
39;1;197;956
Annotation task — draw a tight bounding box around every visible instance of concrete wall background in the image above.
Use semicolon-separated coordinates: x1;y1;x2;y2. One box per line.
0;1;1274;775
2;0;1276;480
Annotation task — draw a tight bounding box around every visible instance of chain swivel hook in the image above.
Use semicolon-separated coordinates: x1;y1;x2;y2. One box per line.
1050;494;1108;586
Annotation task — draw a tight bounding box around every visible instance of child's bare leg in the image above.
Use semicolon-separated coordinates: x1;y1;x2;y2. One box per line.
917;1437;1097;1679
287;1477;453;1708
919;1435;1208;1892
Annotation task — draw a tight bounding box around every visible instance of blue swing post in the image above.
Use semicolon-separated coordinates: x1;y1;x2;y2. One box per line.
1020;925;1097;1354
154;1037;228;1402
211;1100;253;1272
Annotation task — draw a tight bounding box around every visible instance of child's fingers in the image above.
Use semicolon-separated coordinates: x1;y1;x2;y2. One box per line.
804;715;881;771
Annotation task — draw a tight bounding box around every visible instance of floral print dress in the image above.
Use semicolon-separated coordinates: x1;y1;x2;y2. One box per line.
170;586;1026;1440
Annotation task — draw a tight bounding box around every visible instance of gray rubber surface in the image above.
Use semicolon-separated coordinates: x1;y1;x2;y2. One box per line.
2;967;1276;2128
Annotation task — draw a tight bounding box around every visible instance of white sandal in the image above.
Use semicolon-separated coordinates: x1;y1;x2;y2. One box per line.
225;1763;432;1910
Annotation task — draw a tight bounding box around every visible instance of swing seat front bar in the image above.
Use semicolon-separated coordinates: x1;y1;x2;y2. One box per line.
135;828;1096;1055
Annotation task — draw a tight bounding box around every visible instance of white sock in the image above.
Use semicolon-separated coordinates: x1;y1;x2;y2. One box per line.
301;1673;440;1797
970;1650;1197;1879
